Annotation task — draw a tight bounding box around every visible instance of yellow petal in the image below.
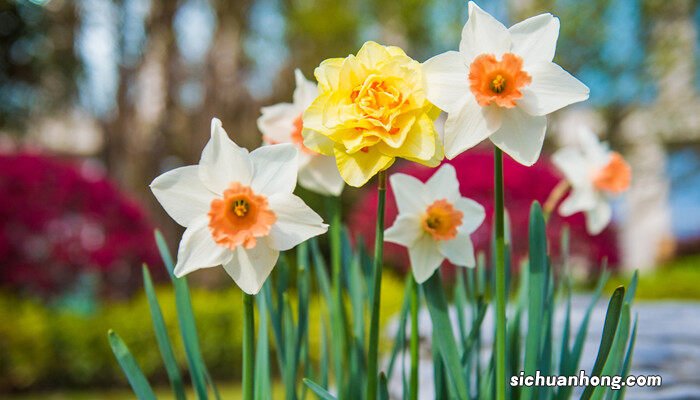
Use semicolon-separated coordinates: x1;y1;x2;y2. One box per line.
376;113;438;161
302;129;335;156
334;144;394;187
314;58;344;93
356;41;392;69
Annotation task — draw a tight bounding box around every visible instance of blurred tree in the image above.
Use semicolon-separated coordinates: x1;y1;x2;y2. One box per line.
0;0;79;131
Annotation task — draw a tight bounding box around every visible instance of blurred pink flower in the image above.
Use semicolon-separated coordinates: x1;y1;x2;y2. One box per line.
0;152;161;298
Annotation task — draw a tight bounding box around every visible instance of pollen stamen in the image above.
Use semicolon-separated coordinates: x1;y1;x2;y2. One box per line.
491;74;506;93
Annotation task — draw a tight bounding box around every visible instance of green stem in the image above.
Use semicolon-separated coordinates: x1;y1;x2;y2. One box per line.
366;170;387;400
328;195;348;398
243;294;255;400
409;278;419;400
494;147;507;400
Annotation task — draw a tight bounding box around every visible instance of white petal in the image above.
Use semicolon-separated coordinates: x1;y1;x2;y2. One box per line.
250;143;298;196
577;127;610;168
199;118;253;194
585;199;612;235
385;214;423;247
298;155;345;196
443;96;502;159
174;216;232;277
293;69;319;108
460;2;511;57
408;235;445;284
267;193;328;251
257;103;299;144
150;165;214;227
489;107;546;166
518;62;589;116
509;13;559;64
389;173;430;214
423;51;470;113
552;147;590;188
454;197;486;233
425;163;460;203
222;243;279;295
439;232;476;267
559;186;597;216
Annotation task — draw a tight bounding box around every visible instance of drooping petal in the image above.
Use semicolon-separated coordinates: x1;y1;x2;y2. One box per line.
150;165;215;227
552;147;590;188
389;173;430;214
425;163;460;203
298;155;345;196
460;2;511;57
199;118;253;194
250;143;298;196
293;69;319;108
408;235;445;284
385;214;423;247
266;193;328;251
222;243;280;295
509;13;560;64
518;62;589;116
444;96;502;159
423;51;470;113
302;128;336;156
559;186;598;216
577;127;610;167
454;197;486;233
174;216;232;277
257;103;299;144
585;198;612;235
489;107;546;166
439;231;476;267
333;145;394;187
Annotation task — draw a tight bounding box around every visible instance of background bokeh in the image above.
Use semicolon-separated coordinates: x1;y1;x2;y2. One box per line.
1;0;699;396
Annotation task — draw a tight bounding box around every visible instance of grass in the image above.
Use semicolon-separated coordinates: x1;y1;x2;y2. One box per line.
607;254;700;300
6;382;286;399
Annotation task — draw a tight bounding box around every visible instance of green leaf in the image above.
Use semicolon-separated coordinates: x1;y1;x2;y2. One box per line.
610;317;638;400
591;303;631;400
422;273;469;399
142;265;186;400
155;230;209;400
378;373;390;400
521;203;547;400
254;295;272;400
303;378;338;400
580;286;625;400
108;330;156;400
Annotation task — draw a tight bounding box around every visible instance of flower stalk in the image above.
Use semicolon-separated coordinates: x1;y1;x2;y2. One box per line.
494;146;507;400
409;278;420;400
366;170;387;400
543;180;570;221
243;293;255;400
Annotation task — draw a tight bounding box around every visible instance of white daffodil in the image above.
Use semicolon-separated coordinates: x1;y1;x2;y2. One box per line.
257;69;345;196
552;127;631;235
423;1;589;165
150;118;328;294
384;163;486;283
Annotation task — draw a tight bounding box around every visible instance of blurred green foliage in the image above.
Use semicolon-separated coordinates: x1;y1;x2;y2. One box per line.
0;273;405;392
608;255;700;300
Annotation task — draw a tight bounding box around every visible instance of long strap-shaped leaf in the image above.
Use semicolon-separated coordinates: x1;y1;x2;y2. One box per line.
521;203;547;400
155;230;210;400
303;378;338;400
423;273;469;399
108;330;156;400
580;286;625;400
590;303;631;400
142;266;186;400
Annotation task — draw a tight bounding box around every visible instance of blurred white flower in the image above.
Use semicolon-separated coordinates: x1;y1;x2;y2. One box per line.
150;118;328;294
423;1;589;165
552;127;631;235
384;164;485;283
257;69;345;196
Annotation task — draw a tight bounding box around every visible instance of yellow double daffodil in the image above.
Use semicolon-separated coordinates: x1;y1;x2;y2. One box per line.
302;41;443;187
